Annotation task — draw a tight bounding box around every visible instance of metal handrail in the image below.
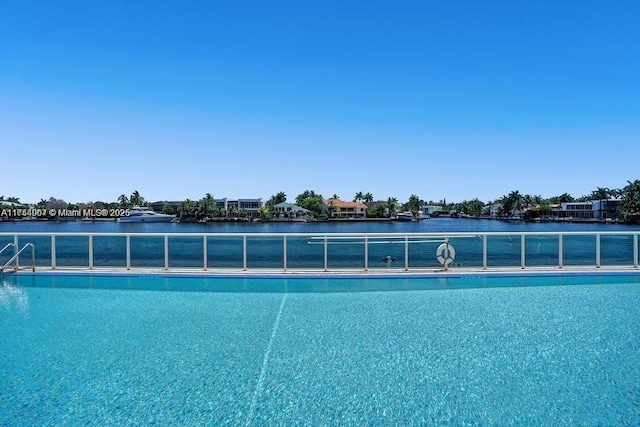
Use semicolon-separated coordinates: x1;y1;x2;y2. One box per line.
0;242;15;256
1;243;35;273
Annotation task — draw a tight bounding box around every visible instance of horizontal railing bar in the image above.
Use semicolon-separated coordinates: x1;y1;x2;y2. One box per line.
307;236;479;240
1;231;639;238
308;240;450;245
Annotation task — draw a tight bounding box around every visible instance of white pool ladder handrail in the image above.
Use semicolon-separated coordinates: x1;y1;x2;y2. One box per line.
1;243;36;274
0;242;16;257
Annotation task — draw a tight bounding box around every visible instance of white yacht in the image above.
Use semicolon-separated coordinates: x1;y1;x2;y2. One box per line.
395;212;416;222
117;207;176;223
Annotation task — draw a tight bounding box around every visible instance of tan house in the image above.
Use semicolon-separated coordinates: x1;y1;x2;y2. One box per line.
321;198;367;218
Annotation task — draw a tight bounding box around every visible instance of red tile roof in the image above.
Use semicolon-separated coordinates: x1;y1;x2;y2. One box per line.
323;199;367;209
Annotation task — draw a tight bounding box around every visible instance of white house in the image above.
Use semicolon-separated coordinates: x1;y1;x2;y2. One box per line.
272;202;310;218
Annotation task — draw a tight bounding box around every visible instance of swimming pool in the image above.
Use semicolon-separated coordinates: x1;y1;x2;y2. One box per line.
2;273;640;425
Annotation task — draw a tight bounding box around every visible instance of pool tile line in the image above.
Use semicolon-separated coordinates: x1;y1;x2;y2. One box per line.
246;292;288;425
11;265;640;280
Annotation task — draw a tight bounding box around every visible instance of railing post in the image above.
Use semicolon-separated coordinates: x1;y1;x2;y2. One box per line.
243;235;247;271
324;236;328;271
13;235;18;269
30;243;35;272
51;235;56;269
482;234;487;270
634;233;638;268
203;235;208;271
404;235;409;271
558;234;563;268
283;235;287;271
521;234;526;269
364;236;368;271
126;235;131;270
595;233;601;268
88;235;93;269
164;235;169;270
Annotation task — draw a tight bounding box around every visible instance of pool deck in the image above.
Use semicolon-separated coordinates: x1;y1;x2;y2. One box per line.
9;264;640;278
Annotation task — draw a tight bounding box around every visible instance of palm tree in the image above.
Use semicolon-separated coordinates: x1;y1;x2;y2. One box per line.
118;194;130;208
609;188;622;199
130;190;145;207
266;191;287;209
499;194;513;218
327;199;336;217
295;190;320;205
558;193;574;203
353;192;363;202
386;197;398;218
197;193;216;219
619;180;640;223
591;187;610;201
363;193;374;204
374;204;386;218
508;190;523;215
178;199;196;220
406;194;422;215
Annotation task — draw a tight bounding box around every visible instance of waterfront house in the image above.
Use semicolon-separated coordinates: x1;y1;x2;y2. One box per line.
560;202;594;219
592;199;620;220
216;198;263;219
150;198;264;218
322;199;367;219
272;202;310;218
149;201;182;213
488;203;502;218
560;199;620;220
420;205;443;216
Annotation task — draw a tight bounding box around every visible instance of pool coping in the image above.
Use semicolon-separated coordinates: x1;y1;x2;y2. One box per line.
7;265;640;279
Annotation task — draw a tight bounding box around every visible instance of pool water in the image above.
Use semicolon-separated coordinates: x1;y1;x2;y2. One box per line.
2;273;640;425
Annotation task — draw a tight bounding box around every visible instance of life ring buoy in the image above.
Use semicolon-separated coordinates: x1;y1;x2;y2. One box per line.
382;256;396;265
436;243;455;266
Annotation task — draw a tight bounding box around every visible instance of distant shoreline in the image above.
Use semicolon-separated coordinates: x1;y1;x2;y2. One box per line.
0;216;628;225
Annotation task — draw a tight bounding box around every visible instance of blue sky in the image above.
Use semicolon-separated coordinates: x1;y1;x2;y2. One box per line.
1;1;638;205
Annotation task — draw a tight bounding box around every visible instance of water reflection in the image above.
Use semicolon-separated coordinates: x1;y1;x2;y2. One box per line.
0;280;29;316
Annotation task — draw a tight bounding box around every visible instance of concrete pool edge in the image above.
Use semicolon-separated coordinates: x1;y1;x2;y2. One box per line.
8;265;640;279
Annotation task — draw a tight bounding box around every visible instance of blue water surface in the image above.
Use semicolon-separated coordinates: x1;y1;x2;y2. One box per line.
2;273;640;425
1;217;639;234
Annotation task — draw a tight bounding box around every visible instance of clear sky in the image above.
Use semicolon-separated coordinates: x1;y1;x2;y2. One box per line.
1;1;638;205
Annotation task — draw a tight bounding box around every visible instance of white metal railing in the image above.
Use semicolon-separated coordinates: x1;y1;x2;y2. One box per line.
0;231;639;273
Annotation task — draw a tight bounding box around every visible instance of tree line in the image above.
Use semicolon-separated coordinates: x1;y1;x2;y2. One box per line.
2;180;640;223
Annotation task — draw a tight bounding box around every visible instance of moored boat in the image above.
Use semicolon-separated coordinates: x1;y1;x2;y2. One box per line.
395;212;416;222
117;207;176;223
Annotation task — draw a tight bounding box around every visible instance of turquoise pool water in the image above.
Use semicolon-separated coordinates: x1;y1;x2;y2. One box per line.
2;273;640;425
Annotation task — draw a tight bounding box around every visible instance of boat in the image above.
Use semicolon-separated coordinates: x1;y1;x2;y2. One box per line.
117;207;176;223
395;212;416;222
